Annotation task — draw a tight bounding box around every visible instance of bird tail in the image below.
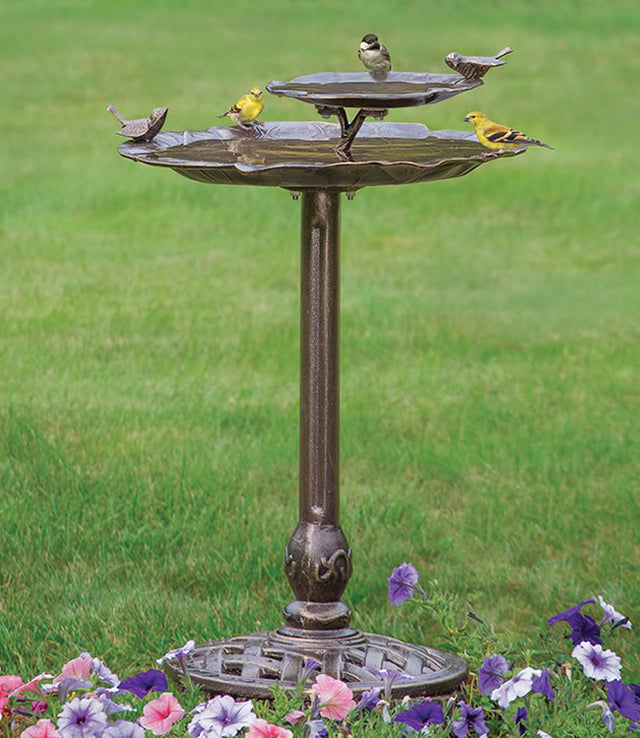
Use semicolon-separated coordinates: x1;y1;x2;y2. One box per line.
218;111;230;118
106;105;125;124
495;47;514;59
532;139;555;150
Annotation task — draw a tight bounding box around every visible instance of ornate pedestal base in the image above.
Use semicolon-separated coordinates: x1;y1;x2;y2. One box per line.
172;629;467;699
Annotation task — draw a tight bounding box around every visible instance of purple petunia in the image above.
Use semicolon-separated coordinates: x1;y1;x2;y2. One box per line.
307;719;329;738
478;653;509;696
118;669;167;699
451;702;488;738
548;599;596;627
297;658;321;686
356;687;381;712
532;669;555;701
514;706;528;736
607;680;640;723
364;667;413;699
57;696;108;738
387;563;419;606
188;694;255;738
572;642;622;682
103;720;145;738
567;613;602;646
394;700;444;732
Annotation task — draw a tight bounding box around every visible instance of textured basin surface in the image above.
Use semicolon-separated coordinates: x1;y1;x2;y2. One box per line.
266;71;482;109
118;121;520;191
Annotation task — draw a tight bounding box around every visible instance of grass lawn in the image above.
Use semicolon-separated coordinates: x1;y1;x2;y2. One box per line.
1;0;639;681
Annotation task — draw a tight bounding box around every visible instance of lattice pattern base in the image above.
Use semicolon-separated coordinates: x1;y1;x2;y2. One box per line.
167;629;467;699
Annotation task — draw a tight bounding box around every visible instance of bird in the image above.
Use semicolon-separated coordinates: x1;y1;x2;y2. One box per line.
358;34;391;73
445;47;513;80
107;105;168;141
463;111;554;151
218;87;264;129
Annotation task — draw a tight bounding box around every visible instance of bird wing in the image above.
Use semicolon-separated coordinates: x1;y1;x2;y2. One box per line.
484;125;528;145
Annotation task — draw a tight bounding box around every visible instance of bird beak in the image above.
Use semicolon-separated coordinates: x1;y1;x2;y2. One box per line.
463;115;470;122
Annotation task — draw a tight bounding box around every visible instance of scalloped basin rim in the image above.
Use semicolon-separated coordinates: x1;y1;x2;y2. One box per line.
117;122;522;190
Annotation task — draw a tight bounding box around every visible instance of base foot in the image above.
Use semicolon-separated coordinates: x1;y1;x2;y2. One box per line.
167;629;467;699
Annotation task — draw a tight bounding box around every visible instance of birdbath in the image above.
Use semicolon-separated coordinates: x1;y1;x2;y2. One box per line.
116;69;522;699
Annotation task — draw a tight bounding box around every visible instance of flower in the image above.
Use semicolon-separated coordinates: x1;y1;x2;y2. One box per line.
102;721;145;738
548;599;595;627
309;674;356;721
54;657;93;685
364;667;413;699
607;680;640;722
297;657;321;686
187;694;255;737
514;706;528;736
572;642;622;681
531;669;555;701
307;720;328;738
1;674;24;710
156;640;195;676
567;614;602;646
537;730;554;738
451;702;488;738
490;667;539;708
356;686;382;712
246;718;293;738
283;710;305;725
83;655;119;687
118;669;168;698
394;700;444;732
139;692;185;736
57;696;109;738
21;719;61;738
477;653;509;696
387;563;419;606
598;596;632;629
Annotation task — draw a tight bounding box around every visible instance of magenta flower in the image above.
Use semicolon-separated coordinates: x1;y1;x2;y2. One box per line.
572;642;622;681
1;675;24;710
54;657;93;685
387;563;419;606
21;719;61;738
246;718;293;738
118;669;167;698
139;692;185;735
57;696;108;738
478;653;509;695
309;674;356;720
395;700;444;732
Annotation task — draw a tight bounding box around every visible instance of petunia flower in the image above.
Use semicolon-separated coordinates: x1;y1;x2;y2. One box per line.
283;709;306;725
490;667;539;708
387;563;420;606
607;680;640;722
20;719;61;738
246;718;293;738
54;657;93;685
309;674;356;721
572;642;622;681
102;720;145;738
566;613;601;646
187;694;255;737
139;692;185;736
297;658;321;687
57;696;109;738
82;654;119;688
356;686;382;712
478;653;509;696
532;669;555;701
548;599;596;627
307;719;328;738
55;677;93;704
394;700;444;732
537;730;555;738
156;640;195;677
598;596;632;630
118;669;168;698
451;701;488;737
1;675;24;709
363;667;413;699
9;673;53;700
514;706;528;736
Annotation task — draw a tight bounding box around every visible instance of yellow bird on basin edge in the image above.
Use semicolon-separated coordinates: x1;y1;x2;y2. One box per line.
464;111;554;151
219;87;264;129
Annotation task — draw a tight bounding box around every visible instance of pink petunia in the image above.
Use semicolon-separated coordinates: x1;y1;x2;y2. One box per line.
246;718;293;738
10;673;54;700
20;718;60;738
139;692;185;735
284;709;306;725
1;675;24;711
309;674;356;721
54;656;92;684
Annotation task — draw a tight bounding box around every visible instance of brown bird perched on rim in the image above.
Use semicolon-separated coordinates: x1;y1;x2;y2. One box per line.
464;111;554;151
107;105;168;141
445;47;513;79
358;34;391;73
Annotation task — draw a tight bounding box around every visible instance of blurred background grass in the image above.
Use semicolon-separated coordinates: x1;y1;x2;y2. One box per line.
1;0;639;678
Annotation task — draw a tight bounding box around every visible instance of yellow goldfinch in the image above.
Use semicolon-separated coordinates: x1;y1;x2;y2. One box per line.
219;87;264;129
358;34;391;73
464;111;554;151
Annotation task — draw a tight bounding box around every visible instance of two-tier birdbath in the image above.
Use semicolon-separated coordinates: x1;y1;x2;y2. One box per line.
116;68;521;699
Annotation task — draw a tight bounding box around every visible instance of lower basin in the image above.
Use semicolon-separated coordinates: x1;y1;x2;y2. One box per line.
117;121;521;191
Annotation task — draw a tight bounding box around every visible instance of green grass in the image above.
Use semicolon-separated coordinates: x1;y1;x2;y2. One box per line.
1;0;639;682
